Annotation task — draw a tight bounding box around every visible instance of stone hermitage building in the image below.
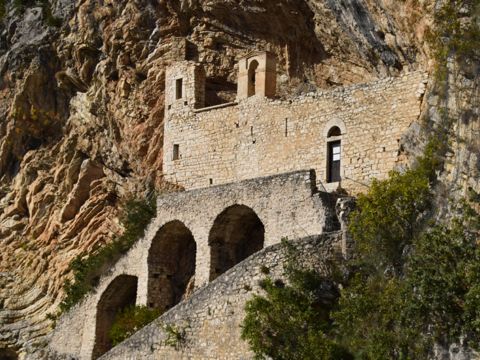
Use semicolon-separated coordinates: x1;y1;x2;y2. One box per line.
163;51;427;193
45;52;428;359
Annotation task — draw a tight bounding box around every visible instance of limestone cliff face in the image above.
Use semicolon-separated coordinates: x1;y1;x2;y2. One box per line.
0;0;475;356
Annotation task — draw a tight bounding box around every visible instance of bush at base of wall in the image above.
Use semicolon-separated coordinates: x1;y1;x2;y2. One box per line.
109;306;161;346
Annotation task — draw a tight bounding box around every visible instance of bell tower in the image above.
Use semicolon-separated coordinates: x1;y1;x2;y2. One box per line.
237;51;276;100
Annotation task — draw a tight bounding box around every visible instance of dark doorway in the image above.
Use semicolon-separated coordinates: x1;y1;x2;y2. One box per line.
147;221;196;312
0;348;18;360
209;205;265;281
93;275;138;359
327;140;341;183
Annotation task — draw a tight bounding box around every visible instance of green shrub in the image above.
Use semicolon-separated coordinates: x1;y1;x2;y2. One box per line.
60;196;156;312
241;241;352;360
162;323;187;349
335;213;480;358
109;306;161;346
348;167;432;271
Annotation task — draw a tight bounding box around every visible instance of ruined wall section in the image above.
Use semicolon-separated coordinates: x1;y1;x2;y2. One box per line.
47;171;339;360
163;72;428;193
165;61;206;112
98;234;343;360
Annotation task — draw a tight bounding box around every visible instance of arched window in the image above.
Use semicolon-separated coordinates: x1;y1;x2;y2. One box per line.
147;221;196;312
247;60;259;97
327;126;342;183
209;204;264;281
93;275;138;359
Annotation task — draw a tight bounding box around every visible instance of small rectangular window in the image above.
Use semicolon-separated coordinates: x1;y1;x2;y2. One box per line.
173;144;180;160
176;78;183;99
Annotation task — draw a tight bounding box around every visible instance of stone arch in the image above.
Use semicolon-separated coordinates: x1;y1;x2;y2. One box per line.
247;60;259;97
327;126;342;137
0;348;18;360
147;220;196;312
93;275;138;359
209;204;265;281
323;119;346;137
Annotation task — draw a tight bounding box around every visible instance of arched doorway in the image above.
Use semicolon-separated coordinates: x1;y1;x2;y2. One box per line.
209;204;265;281
247;60;259;97
0;348;18;360
326;126;342;183
93;275;138;359
147;220;196;312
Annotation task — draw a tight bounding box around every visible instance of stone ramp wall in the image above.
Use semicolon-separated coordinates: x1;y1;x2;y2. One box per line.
99;233;343;360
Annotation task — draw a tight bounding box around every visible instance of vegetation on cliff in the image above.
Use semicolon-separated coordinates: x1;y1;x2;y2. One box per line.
0;0;61;25
243;143;480;359
60;196;156;312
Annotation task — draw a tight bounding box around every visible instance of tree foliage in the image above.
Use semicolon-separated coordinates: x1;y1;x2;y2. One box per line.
241;241;352;360
349;167;432;271
243;137;480;359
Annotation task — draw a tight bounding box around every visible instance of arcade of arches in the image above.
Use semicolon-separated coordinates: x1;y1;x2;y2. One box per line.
93;205;265;357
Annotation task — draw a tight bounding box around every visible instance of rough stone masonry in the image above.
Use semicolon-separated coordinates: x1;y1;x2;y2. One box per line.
47;170;341;359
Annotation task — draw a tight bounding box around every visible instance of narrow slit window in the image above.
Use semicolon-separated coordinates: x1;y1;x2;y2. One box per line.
175;78;183;99
173;144;180;160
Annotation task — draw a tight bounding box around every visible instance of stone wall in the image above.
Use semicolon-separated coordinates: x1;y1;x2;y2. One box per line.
46;170;340;360
165;61;206;111
163;71;428;193
98;233;343;360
